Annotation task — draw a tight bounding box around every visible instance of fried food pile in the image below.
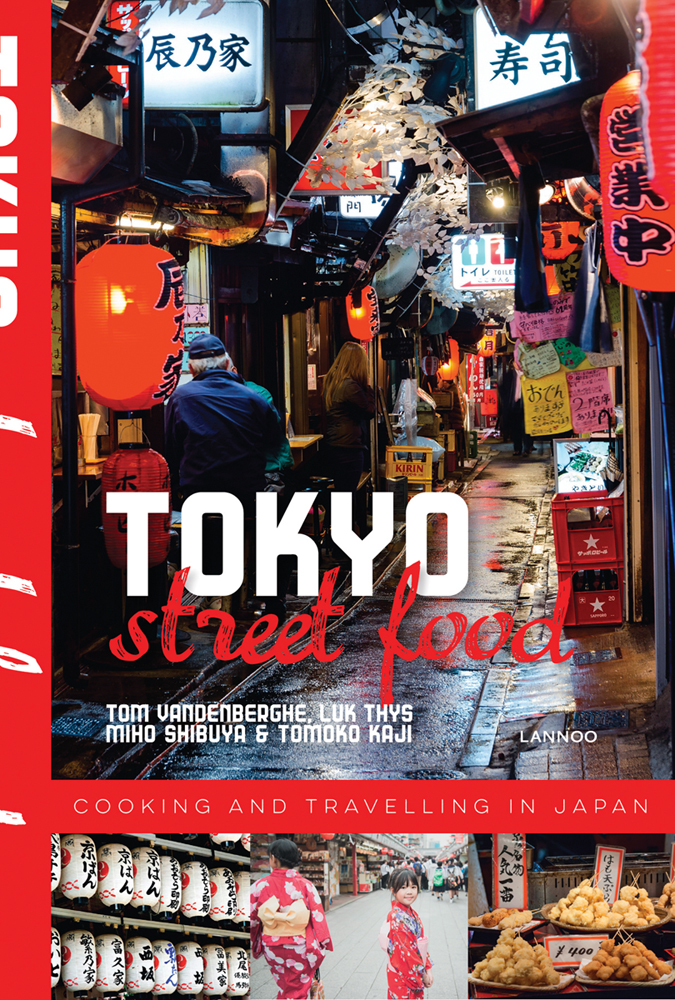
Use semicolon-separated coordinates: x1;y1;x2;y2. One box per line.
469;908;534;930
549;880;661;929
658;881;675;915
581;938;672;983
472;929;561;987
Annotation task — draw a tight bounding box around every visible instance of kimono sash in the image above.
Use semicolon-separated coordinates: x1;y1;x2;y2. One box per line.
259;896;311;937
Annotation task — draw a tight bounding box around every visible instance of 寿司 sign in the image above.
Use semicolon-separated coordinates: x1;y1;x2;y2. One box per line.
451;234;515;289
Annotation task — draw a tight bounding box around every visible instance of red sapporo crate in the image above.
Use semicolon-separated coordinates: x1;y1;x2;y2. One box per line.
559;565;625;626
551;489;624;570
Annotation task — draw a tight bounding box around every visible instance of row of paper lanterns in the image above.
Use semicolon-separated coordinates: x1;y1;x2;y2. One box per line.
52;835;250;923
52;927;249;996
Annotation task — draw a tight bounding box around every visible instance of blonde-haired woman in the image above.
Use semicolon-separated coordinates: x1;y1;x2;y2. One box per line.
323;342;375;494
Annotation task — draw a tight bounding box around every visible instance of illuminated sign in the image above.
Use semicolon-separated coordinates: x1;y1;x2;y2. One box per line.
339;194;389;218
451;234;515;289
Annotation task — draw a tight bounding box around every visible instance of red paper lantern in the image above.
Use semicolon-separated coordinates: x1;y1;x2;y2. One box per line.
102;445;171;569
482;388;498;415
637;0;675;207
320;834;335;841
388;849;394;856
380;848;388;855
347;285;379;342
600;70;675;290
478;332;496;357
541;221;582;261
438;338;459;380
76;241;185;409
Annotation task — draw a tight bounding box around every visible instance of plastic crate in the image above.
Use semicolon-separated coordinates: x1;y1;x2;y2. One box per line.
552;489;624;570
385;446;434;492
559;564;624;626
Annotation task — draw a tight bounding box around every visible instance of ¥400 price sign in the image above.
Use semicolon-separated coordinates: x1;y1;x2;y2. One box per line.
544;935;609;968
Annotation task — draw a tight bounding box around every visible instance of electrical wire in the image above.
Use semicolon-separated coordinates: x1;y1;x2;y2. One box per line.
322;0;374;54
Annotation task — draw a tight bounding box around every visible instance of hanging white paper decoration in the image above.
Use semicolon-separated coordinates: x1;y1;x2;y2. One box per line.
240;835;250;852
60;834;98;902
208;868;237;921
125;936;155;994
209;834;241;845
176;940;204;995
61;928;97;996
224;947;249;997
51;927;61;988
202;944;228;997
152;939;178;995
180;860;211;919
157;856;182;918
233;872;250;924
131;846;161;909
95;933;126;995
51;834;61;892
97;843;133;909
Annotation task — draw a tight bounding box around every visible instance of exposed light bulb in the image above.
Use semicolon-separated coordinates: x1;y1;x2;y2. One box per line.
539;184;555;205
492;195;506;209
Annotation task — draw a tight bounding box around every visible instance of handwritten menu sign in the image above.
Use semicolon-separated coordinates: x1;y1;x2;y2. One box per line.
544;936;609;969
566;367;613;434
594;845;625;904
519;341;561;380
493;833;527;909
512;292;574;342
522;369;572;436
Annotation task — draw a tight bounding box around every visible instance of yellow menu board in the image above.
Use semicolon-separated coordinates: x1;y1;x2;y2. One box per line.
522;368;573;437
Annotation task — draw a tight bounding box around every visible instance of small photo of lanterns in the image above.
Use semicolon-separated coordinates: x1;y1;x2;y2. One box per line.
51;833;251;998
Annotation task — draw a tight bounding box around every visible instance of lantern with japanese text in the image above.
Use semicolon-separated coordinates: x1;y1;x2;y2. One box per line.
51;833;61;892
209;868;237;921
97;843;134;911
210;834;241;845
478;332;497;357
158;856;182;919
380;848;388;855
347;285;379;342
637;0;675;206
125;937;155;994
52;928;61;989
61;928;96;997
421;352;439;377
224;947;249;997
541;221;583;260
176;941;204;995
233;871;251;924
388;850;394;856
438;339;460;381
75;241;185;410
131;847;161;912
601;69;675;289
180;860;211;919
60;834;98;903
240;835;251;852
152;940;178;995
95;934;126;997
203;944;228;997
102;445;171;570
482;388;498;416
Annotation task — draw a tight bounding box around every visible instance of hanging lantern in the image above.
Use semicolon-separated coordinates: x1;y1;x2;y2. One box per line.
180;860;211;919
52;928;61;989
210;834;241;846
233;871;251;924
75;241;185;410
380;848;388;855
601;69;675;290
152;940;178;995
224;947;249;997
209;868;237;921
541;221;582;260
438;338;460;381
346;285;379;342
421;352;440;377
131;847;161;911
97;843;134;910
388;849;394;856
176;941;204;995
60;834;97;903
95;934;126;997
240;835;251;852
203;944;228;997
320;834;335;841
102;446;171;570
636;0;675;206
61;928;96;997
478;332;497;358
51;834;61;893
157;856;182;919
482;388;498;416
125;937;155;995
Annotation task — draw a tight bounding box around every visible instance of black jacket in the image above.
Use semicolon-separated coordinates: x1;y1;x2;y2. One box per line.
165;368;281;500
325;377;375;449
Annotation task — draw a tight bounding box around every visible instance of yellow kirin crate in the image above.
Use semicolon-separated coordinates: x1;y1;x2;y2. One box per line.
385;446;434;491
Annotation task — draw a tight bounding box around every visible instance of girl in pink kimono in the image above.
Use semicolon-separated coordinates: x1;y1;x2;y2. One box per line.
384;869;434;999
250;839;333;1000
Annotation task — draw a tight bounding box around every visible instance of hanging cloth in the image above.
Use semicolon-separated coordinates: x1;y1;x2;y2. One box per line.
515;163;551;314
568;222;613;353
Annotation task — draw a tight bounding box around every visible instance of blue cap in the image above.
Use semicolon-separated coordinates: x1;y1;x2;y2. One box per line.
188;333;226;359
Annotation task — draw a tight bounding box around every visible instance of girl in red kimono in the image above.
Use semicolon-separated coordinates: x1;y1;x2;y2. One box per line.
250;839;333;1000
384;869;434;1000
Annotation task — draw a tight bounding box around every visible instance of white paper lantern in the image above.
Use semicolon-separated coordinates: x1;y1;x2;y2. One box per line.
61;928;97;996
209;834;241;845
51;927;61;988
176;941;204;995
95;934;126;995
125;936;155;994
240;835;250;852
51;834;61;892
60;834;98;901
131;847;161;910
180;861;211;919
97;843;133;910
224;948;249;997
157;856;182;918
233;872;250;924
208;868;237;921
152;940;178;995
203;944;228;997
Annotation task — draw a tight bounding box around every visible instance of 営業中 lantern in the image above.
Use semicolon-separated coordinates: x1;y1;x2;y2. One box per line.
51;928;61;989
233;872;251;924
51;834;61;892
210;834;241;845
95;934;126;996
157;856;182;919
438;339;460;381
601;69;675;289
478;332;497;357
61;928;96;997
636;0;675;206
102;445;171;571
203;944;228;997
125;937;154;994
224;947;249;997
180;860;211;919
176;941;204;995
60;834;97;903
75;242;185;410
346;285;379;342
209;868;237;921
97;843;133;910
240;835;251;852
131;847;161;912
152;940;178;995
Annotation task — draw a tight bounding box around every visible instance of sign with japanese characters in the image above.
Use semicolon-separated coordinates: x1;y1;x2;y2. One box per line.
451;234;515;289
522;368;573;436
566;367;613;434
467;353;485;401
518;341;561;380
594;845;625;904
544;936;609;969
493;833;527;909
474;9;579;110
512;292;574;342
139;0;265;110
